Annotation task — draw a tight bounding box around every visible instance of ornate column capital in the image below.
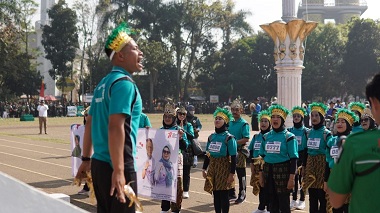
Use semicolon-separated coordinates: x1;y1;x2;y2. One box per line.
260;19;317;67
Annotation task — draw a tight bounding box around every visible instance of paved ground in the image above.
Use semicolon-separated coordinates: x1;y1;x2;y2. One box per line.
0;118;309;213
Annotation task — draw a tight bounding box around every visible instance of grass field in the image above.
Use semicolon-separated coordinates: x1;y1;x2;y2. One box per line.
0;113;252;131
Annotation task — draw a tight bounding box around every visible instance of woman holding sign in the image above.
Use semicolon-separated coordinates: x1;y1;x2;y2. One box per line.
159;103;189;213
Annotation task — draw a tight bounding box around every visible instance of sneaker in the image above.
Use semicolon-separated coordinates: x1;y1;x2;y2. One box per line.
290;200;298;209
77;189;89;196
296;201;306;210
229;194;237;201
160;211;168;213
192;156;198;168
234;197;245;204
183;191;189;199
252;210;267;213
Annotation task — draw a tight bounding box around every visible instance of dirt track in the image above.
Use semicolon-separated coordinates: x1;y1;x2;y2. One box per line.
0;116;308;213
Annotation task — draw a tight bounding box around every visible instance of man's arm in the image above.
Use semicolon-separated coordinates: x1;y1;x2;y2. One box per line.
82;116;93;157
108;113;127;203
327;189;349;208
237;138;249;145
75;115;93;180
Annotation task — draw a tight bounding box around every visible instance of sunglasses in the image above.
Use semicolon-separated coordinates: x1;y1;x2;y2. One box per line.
361;118;369;122
178;112;186;116
163;150;170;154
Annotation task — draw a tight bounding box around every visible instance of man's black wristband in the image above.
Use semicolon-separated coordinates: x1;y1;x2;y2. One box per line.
81;156;91;161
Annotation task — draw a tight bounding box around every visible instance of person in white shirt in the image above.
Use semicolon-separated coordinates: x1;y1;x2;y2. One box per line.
37;100;49;134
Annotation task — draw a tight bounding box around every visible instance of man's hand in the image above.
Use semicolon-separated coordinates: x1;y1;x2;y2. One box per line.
324;182;328;193
227;173;235;183
110;170;126;203
202;170;207;179
287;178;295;190
75;161;91;182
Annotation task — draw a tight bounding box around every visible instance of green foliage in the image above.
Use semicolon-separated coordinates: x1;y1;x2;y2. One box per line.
0;12;41;101
342;18;380;96
42;0;78;85
200;33;276;102
302;23;346;101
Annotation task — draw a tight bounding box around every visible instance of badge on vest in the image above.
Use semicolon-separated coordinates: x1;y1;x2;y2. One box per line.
209;141;222;153
307;138;320;149
265;141;281;153
254;141;261;150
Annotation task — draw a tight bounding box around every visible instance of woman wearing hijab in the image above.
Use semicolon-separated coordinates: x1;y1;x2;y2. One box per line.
155;145;175;187
324;108;358;213
361;108;377;131
258;105;298;213
158;103;189;213
202;107;237;213
249;110;271;213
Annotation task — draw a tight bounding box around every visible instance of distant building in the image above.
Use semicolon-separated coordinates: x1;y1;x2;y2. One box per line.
29;0;88;102
297;0;368;24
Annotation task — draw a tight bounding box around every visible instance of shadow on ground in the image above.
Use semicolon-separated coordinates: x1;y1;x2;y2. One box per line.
29;179;72;189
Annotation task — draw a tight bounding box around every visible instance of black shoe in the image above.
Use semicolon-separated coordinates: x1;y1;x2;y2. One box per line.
229;194;237;201
234;197;245;204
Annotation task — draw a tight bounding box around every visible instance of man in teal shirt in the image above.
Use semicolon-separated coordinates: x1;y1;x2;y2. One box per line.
328;73;380;212
76;22;143;213
139;112;152;128
228;98;250;204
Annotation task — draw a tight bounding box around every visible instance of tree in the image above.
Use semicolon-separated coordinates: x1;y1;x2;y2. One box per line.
302;23;346;101
41;0;78;94
0;3;41;101
96;0;136;30
139;40;174;111
342;18;380;97
196;33;276;103
213;0;252;47
18;0;38;53
73;0;98;102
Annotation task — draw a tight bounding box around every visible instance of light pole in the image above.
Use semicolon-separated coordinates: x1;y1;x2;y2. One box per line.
79;31;86;106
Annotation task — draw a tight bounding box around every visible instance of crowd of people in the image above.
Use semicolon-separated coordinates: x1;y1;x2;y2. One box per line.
0;100;87;118
69;21;380;213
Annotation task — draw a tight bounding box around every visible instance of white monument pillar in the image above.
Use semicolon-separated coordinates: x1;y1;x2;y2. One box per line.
35;0;58;97
260;20;317;125
282;0;296;22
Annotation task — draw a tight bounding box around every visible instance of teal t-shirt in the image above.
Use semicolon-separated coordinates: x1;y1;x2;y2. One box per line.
306;126;331;156
248;133;265;158
139;113;152;128
351;124;364;134
326;136;340;169
287;126;309;151
259;130;298;163
228;117;250;146
207;131;237;158
183;122;194;138
90;66;142;171
328;129;380;213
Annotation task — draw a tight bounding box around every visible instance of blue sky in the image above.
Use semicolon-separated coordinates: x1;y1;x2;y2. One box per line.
234;0;380;32
32;0;380;33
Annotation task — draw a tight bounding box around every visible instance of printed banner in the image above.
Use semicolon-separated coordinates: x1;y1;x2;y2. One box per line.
67;106;77;117
136;128;179;203
70;124;85;177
